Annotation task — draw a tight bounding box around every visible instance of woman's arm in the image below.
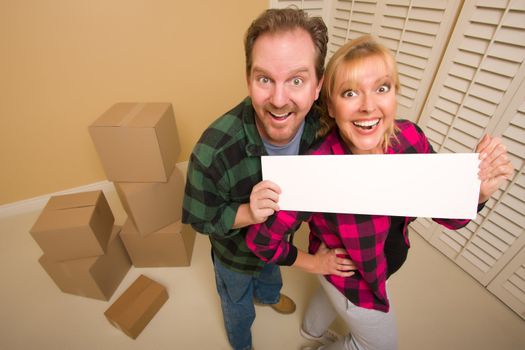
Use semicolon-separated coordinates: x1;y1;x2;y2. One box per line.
246;210;304;264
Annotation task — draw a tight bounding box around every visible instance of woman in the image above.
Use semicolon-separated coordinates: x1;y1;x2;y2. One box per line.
246;35;513;350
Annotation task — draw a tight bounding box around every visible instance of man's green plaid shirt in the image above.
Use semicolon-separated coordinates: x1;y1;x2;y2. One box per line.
182;97;320;276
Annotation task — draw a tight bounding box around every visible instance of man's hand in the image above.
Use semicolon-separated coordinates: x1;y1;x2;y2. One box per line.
233;180;281;229
312;243;356;277
476;134;514;203
294;243;356;277
248;180;281;224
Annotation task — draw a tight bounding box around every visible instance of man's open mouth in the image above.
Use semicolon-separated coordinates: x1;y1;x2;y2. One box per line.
270;111;292;120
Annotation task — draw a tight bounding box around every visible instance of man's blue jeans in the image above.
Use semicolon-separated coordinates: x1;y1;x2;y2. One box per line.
213;254;282;350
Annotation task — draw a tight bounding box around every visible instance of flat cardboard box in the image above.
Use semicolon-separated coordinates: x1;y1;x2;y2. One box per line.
104;274;168;339
30;190;114;261
38;226;131;301
120;219;196;267
89;102;180;182
115;166;184;235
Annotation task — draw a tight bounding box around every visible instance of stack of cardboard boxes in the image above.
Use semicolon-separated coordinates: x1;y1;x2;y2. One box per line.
88;102;196;267
30;190;131;301
29;102;196;339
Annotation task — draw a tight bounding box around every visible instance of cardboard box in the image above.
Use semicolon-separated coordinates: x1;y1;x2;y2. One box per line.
89;102;180;182
38;226;131;301
120;219;196;267
104;274;168;339
115;166;184;235
30;190;114;261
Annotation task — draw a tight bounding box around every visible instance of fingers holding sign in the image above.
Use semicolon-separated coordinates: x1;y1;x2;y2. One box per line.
249;180;282;224
476;135;514;203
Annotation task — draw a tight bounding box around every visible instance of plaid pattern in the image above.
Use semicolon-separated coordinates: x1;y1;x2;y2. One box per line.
246;120;472;311
182;97;320;276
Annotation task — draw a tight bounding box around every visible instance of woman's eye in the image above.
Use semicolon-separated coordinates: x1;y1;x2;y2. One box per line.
291;78;303;86
342;90;357;98
377;84;391;93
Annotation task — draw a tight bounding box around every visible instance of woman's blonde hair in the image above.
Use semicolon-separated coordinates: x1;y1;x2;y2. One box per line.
317;35;400;151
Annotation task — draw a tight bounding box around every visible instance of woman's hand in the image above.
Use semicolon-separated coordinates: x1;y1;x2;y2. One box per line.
476;134;514;203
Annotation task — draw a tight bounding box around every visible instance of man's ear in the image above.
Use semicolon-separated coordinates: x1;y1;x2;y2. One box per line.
315;76;324;100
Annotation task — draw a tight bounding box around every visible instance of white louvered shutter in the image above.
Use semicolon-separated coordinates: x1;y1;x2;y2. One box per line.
487;245;525;320
327;0;378;54
270;0;525;318
414;0;525;305
326;0;462;122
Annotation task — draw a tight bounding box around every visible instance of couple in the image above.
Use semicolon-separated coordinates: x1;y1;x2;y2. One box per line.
183;8;513;350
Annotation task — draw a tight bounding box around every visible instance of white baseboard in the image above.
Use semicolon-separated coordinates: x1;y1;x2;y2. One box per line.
0;160;189;220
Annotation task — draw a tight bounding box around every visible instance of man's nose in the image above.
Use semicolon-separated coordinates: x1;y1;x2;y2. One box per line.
270;84;288;108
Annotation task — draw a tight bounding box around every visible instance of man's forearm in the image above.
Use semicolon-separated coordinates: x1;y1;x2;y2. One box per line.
232;203;255;229
292;249;317;273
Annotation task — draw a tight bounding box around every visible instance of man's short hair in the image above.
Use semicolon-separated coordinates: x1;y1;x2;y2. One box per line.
244;8;328;81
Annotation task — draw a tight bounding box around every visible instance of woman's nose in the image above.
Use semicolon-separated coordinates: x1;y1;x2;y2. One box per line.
360;94;376;113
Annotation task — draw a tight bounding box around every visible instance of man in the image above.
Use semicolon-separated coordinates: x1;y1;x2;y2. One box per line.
182;8;331;350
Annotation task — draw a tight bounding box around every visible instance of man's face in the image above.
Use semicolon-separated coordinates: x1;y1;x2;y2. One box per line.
247;29;322;146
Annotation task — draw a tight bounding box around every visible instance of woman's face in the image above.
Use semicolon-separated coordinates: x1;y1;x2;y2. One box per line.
328;55;397;154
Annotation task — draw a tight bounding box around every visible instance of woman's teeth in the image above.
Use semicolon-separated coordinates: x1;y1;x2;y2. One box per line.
353;119;379;130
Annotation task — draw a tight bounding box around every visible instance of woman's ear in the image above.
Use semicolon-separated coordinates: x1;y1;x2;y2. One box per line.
327;101;335;119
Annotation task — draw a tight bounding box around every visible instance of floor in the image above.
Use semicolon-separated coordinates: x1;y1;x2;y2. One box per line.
1;187;525;350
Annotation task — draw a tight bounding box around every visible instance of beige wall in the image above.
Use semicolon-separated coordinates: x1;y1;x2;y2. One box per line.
0;0;268;205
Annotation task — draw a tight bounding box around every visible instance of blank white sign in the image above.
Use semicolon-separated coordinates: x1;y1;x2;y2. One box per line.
262;153;481;219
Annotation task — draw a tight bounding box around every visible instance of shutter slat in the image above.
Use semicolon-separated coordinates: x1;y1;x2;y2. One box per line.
470;6;504;25
448;127;478;149
462;248;492;272
464;22;496;40
478;228;510;254
463;95;497;117
458;105;491;127
439;233;463;253
472;235;503;260
476;70;512;91
496;27;525;46
470;82;505;104
503;276;525;303
455;49;483;68
444;75;470;94
504;9;525;29
462;36;490;55
482;56;521;78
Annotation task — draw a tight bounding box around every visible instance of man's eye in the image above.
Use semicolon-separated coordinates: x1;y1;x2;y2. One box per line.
291;78;303;86
342;90;357;98
258;77;270;84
